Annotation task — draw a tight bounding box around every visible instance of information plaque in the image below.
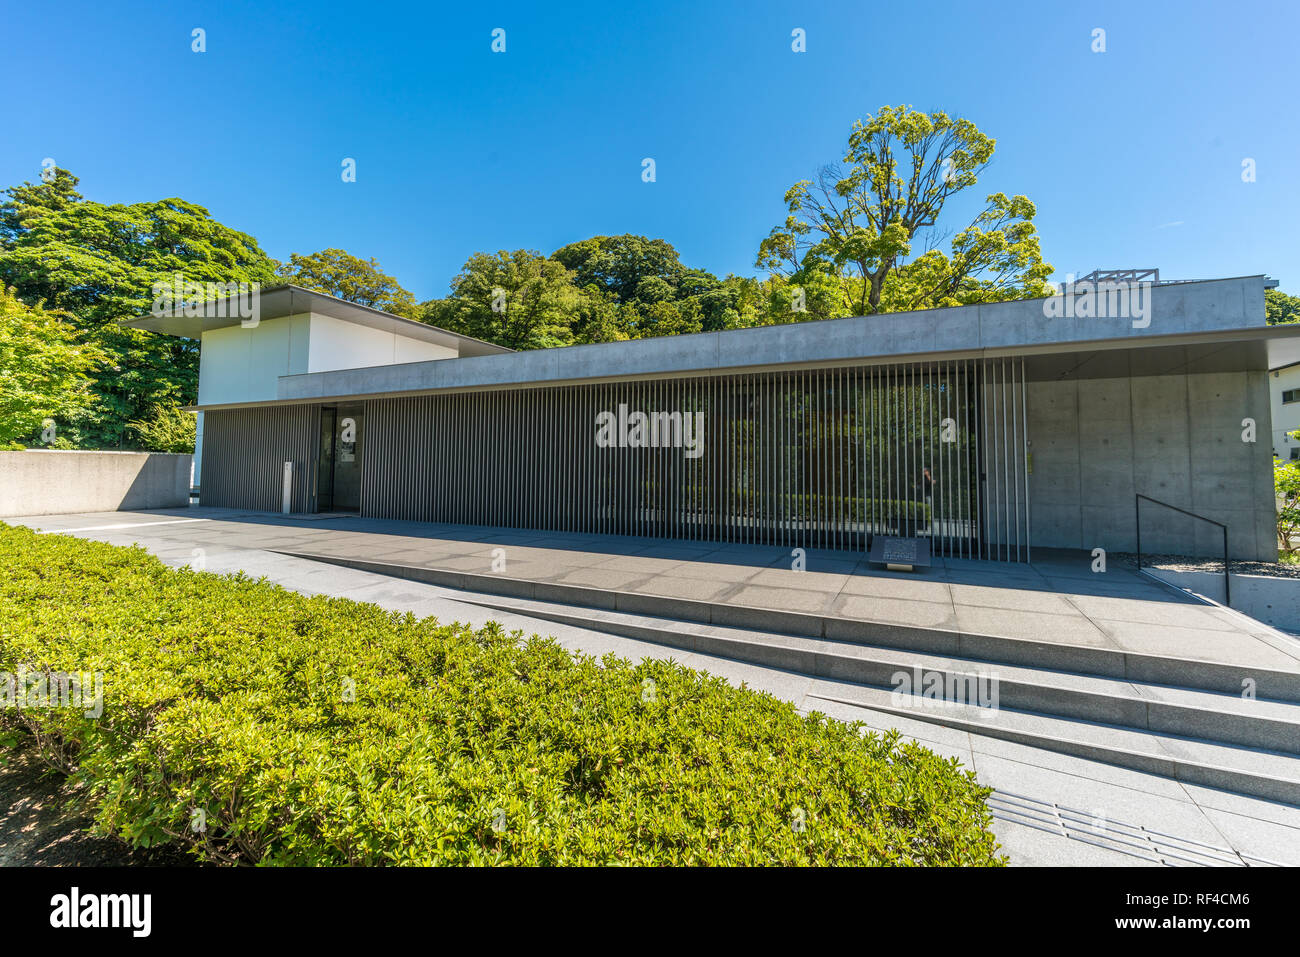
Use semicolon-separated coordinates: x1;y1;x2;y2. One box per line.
867;535;932;571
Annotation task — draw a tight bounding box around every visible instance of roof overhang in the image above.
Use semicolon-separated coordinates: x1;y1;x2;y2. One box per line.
119;284;512;357
147;274;1292;411
182;324;1300;412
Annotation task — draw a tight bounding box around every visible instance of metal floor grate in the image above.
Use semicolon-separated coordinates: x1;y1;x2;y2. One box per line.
989;789;1284;867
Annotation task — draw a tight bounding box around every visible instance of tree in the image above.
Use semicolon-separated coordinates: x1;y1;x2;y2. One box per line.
621;298;704;339
432;250;581;350
0;167;83;243
1276;450;1300;557
551;235;687;304
1266;288;1300;325
569;286;627;344
761;270;850;325
757;105;1053;317
278;248;418;318
0;286;102;447
0;168;279;447
127;402;196;453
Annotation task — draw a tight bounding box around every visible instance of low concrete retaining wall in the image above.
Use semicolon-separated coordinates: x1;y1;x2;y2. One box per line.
1146;567;1300;633
0;450;192;518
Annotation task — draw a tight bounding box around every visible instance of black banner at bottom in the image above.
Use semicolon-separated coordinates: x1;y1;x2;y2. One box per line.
0;865;1283;943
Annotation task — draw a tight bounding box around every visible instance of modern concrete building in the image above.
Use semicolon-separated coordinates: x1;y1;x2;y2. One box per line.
124;275;1298;562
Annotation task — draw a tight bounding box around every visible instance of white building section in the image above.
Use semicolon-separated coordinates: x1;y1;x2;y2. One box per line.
124;285;512;489
1271;362;1300;460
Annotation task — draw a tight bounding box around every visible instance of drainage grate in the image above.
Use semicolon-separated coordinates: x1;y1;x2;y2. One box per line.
988;789;1283;867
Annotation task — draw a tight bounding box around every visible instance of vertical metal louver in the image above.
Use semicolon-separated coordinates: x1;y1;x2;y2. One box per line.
198;405;320;512
358;357;1031;560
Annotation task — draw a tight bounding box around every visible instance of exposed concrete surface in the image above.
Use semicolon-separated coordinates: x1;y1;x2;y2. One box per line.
0;451;190;518
8;506;1300;866
1027;370;1277;561
273;276;1268;404
1147;566;1300;633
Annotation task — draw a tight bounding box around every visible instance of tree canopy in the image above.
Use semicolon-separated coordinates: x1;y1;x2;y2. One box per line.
756;105;1053;316
1266;288;1300;325
425;250;583;351
0;109;1064;449
0;168;278;447
0;285;103;447
278;248;418;318
551;235;687;304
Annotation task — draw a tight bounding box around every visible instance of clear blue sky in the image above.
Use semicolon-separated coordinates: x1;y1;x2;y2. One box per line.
4;0;1297;299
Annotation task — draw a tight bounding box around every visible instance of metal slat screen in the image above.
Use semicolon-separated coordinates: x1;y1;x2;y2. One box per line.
200;405;320;512
360;358;1030;560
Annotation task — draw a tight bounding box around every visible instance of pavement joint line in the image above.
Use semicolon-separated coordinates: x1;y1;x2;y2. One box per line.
34;518;212;534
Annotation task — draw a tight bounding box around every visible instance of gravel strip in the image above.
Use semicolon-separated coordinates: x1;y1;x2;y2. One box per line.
1113;552;1300;579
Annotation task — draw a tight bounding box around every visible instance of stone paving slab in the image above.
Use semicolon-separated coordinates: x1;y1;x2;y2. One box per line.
13;507;1300;677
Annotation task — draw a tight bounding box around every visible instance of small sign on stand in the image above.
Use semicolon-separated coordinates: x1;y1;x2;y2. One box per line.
867;536;932;572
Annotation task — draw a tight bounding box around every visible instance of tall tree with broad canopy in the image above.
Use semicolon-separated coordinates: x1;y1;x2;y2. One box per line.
0;168;279;447
1266;289;1300;325
277;248;419;318
428;249;582;350
0;286;104;447
551;235;687;304
757;106;1053;317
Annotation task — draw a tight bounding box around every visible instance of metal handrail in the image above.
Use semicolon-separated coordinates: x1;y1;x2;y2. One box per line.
1135;494;1230;605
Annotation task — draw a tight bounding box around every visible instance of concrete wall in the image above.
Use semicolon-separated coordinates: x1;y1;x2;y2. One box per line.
279;275;1268;403
1028;370;1277;561
0;450;191;518
1146;567;1300;633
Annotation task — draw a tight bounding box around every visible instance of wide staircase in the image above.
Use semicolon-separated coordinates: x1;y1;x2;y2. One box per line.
279;549;1300;806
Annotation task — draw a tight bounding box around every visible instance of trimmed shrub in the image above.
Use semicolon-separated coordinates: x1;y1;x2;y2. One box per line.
0;523;1003;865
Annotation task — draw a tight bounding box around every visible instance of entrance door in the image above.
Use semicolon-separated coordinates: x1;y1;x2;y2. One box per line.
316;405;365;512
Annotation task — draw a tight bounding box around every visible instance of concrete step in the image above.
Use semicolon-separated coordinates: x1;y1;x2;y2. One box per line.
274;549;1300;703
807;680;1300;808
277;549;1300;804
426;583;1300;758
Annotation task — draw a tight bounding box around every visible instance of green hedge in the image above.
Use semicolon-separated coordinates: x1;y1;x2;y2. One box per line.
0;523;1003;866
779;495;934;522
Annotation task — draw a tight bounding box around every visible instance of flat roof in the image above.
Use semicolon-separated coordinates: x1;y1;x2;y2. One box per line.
120;283;513;358
125;274;1300;410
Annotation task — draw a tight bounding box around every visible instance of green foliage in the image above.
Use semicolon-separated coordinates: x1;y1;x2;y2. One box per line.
0;524;1003;866
428;250;583;350
126;401;196;454
0;286;103;446
757;105;1053;317
1265;289;1300;326
1275;453;1300;555
733;491;934;522
551;235;686;304
278;248;419;318
0;168;279;448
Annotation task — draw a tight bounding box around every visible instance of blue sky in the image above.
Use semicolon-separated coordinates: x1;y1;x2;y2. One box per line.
4;0;1297;299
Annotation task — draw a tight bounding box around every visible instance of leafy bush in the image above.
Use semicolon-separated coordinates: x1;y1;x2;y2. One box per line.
0;523;1003;866
1277;454;1300;557
126;401;196;453
0;285;103;446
